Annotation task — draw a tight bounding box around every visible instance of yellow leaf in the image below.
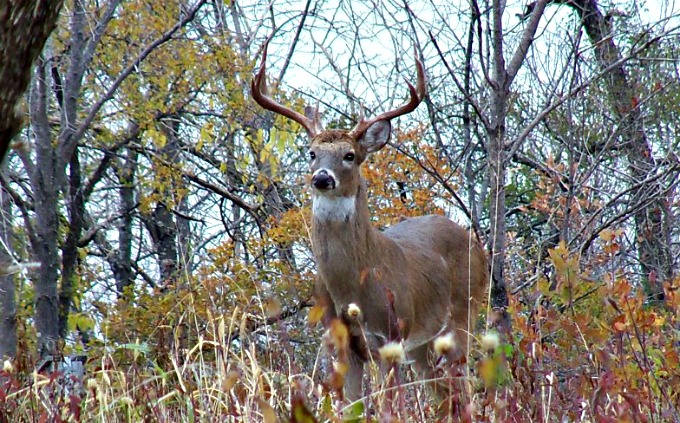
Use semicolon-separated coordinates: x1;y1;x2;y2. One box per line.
222;370;240;391
548;241;568;274
599;228;616;242
196;134;205;151
329;319;349;349
537;277;551;295
653;314;665;327
264;296;282;318
258;398;278;423
308;305;325;326
334;361;349;377
479;357;499;387
330;367;346;391
149;127;167;148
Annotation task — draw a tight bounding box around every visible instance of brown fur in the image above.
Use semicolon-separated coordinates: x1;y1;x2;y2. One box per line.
251;52;488;400
309;129;488;400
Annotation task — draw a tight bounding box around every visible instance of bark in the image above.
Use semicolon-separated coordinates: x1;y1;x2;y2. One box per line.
23;0;122;355
147;201;179;285
0;179;17;358
141;117;184;286
485;0;550;331
113;150;136;296
463;11;480;227
558;0;673;302
58;150;85;338
53;0;88;342
29;59;61;357
487;0;511;331
0;0;65;161
25;0;91;356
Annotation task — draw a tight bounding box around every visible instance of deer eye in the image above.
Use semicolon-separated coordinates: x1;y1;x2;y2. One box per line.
309;151;316;160
343;152;355;162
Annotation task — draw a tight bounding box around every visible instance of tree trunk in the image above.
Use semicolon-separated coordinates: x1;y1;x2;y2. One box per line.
560;0;673;302
58;150;85;338
141;117;184;286
0;0;64;161
113;149;137;296
482;0;550;331
0;179;17;359
487;0;511;331
29;0;91;353
30;59;61;357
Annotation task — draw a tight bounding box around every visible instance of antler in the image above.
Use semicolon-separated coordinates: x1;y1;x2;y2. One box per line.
251;42;322;137
349;53;427;139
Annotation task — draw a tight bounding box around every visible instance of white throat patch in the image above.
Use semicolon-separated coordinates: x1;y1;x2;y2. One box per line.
312;196;356;222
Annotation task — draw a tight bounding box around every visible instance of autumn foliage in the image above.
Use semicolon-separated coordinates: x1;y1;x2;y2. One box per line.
1;0;680;422
2;124;679;421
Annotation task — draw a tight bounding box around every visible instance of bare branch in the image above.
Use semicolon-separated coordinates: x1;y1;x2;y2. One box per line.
62;0;209;164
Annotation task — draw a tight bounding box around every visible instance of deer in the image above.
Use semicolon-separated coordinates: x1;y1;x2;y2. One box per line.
251;44;489;401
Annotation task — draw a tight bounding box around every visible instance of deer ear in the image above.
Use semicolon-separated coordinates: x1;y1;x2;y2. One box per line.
358;120;391;153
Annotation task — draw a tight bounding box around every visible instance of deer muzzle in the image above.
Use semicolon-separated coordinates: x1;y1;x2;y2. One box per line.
312;169;336;190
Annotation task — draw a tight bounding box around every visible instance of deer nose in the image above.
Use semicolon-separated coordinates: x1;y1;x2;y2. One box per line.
312;169;336;190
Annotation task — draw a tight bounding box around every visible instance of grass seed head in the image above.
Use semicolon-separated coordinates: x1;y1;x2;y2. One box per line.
347;303;361;319
434;332;457;356
379;342;405;365
481;331;500;352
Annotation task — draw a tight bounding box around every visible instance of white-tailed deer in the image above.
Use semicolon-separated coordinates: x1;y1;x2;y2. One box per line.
252;45;488;399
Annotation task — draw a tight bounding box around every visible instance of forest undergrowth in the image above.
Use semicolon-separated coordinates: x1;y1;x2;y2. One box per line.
2;243;679;422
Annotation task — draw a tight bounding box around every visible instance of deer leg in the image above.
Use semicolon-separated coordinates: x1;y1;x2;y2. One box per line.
344;349;365;401
409;344;440;394
410;341;468;418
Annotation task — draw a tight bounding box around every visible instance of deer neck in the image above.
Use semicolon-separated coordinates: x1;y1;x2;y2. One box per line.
311;179;383;299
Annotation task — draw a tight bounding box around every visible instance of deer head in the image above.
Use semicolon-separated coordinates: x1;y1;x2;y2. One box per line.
252;43;488;401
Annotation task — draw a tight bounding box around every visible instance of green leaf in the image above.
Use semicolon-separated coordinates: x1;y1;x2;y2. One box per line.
68;312;95;332
342;400;365;422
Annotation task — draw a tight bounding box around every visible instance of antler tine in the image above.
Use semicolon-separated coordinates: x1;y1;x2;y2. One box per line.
251;42;321;137
349;52;427;139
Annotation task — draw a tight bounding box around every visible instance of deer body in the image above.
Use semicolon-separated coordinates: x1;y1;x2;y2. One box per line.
312;187;482;352
251;47;488;399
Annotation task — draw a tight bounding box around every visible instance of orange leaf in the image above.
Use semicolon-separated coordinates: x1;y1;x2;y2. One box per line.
612;314;627;332
264;296;282;318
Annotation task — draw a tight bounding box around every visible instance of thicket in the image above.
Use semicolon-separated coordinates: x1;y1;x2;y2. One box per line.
1;0;679;421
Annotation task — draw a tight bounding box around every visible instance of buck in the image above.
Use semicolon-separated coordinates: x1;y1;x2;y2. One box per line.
252;45;488;399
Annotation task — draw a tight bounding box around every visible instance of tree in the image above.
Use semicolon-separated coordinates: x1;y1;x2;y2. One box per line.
0;0;679;420
554;0;675;302
0;0;65;360
482;0;551;330
0;0;64;161
5;0;209;356
0;179;17;358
